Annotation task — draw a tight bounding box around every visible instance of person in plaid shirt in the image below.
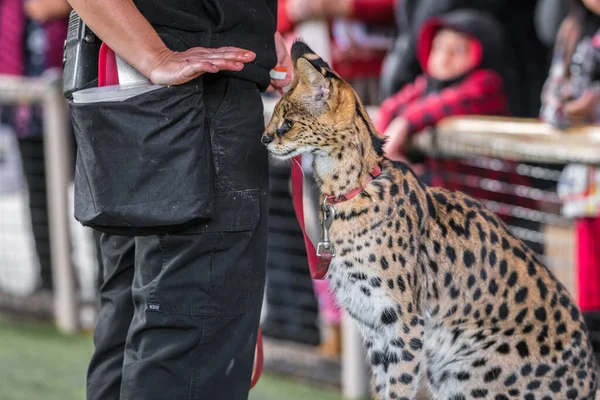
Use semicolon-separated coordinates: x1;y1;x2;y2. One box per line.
375;9;540;250
375;9;511;160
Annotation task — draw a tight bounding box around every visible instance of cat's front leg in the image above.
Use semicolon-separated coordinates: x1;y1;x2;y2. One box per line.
363;315;424;400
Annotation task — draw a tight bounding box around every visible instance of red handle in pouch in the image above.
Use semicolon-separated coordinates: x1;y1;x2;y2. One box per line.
98;43;119;87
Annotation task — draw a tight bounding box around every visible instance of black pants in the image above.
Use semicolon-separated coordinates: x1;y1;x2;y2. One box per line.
87;76;269;400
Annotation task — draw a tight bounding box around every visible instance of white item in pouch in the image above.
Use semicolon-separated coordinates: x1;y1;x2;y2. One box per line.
71;53;162;104
72;83;164;104
116;54;149;85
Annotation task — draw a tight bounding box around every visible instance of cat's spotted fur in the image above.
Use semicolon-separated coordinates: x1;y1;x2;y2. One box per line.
262;41;598;400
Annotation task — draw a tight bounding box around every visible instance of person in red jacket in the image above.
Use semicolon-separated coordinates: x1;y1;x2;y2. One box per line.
376;9;510;158
278;0;396;105
376;9;542;254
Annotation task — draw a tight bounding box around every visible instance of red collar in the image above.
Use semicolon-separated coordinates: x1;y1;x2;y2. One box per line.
324;165;382;205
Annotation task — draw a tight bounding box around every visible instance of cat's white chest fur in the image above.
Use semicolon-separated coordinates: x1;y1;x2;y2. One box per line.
326;255;398;331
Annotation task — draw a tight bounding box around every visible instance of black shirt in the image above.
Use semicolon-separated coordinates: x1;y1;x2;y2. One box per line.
134;0;278;90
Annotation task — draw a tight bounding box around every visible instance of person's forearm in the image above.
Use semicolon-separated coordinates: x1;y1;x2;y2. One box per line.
348;0;395;25
44;0;73;20
66;0;169;78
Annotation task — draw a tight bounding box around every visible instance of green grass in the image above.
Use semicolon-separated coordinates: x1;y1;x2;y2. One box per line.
249;374;344;400
0;319;344;400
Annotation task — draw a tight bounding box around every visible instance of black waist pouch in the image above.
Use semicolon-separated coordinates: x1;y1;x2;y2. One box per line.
69;79;214;236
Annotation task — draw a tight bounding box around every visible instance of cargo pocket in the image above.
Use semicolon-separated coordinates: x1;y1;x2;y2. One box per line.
69;79;214;236
147;190;261;317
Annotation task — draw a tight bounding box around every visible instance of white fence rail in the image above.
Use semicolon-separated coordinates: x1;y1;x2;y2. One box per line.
0;71;77;333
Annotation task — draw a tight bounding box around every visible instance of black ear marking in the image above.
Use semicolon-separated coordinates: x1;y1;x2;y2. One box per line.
291;40;337;78
354;98;385;156
324;70;339;80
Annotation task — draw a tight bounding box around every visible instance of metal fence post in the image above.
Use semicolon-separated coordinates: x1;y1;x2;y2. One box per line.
42;73;78;333
341;313;370;399
0;72;79;332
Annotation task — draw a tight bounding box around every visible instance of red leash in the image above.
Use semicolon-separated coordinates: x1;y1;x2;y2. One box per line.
291;156;326;279
290;156;381;279
250;328;263;389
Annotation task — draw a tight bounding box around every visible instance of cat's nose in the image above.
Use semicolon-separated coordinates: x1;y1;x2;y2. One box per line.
261;134;274;145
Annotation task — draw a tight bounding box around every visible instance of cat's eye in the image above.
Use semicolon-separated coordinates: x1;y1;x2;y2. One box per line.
276;119;294;136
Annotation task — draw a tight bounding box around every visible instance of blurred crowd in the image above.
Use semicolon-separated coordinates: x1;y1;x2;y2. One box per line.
1;0;600;356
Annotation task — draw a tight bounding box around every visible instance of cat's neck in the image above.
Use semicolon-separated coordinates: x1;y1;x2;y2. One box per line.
313;126;381;199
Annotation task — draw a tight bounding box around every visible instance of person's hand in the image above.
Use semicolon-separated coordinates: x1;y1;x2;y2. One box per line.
147;47;256;86
383;117;425;174
286;0;312;22
564;88;600;123
286;0;350;22
267;32;292;94
24;0;72;23
383;117;410;161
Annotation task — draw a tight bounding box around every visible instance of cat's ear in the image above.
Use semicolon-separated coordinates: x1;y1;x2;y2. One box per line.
296;58;331;113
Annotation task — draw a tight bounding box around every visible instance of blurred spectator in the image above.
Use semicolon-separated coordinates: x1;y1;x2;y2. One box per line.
541;0;600;128
541;0;600;316
377;9;511;159
0;0;71;292
23;0;71;24
380;0;549;118
278;0;396;105
376;10;542;255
